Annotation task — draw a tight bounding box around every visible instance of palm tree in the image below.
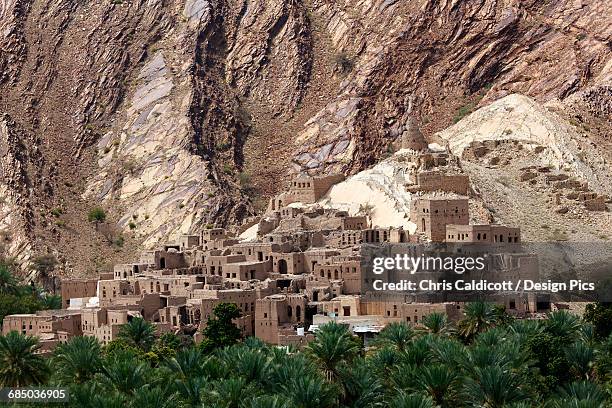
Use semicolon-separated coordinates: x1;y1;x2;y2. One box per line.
130;385;178;408
401;336;432;367
223;347;272;386
173;376;208;407
545;310;582;342
247;394;293;408
117;317;156;350
0;262;18;294
544;381;607;407
278;373;338;408
52;336;102;384
594;334;612;383
204;377;259;408
457;301;497;342
473;326;507;347
0;331;49;386
164;347;209;380
101;350;150;395
337;358;385;407
70;382;126;408
465;365;529;407
414;364;463;406
306;322;361;381
428;336;465;369
388;392;436;408
271;352;318;391
40;294;62;310
371;322;414;351
420;312;451;336
565;341;596;380
579;323;598;347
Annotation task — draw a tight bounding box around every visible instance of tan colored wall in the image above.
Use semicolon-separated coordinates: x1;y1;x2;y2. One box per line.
255;296;284;344
359;301;464;325
179;235;201;250
2;313;82;337
139;250;187;270
318;296;361;317
223;260;270;281
201;228;227;241
99;280;132;305
411;198;469;242
93;323;121;345
303;249;341;273
61;279;98;308
81;308;107;336
271;252;305;274
341;216;368;230
288;174;345;204
113;263;148;280
412;171;470;195
584;196;606;211
2;315;48;335
446;224;520;243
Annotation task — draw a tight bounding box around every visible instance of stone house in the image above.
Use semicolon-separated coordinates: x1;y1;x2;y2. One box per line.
411;197;469;242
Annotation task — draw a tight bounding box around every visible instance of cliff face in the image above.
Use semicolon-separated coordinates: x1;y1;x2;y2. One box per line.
0;0;610;276
292;0;612;174
0;114;47;271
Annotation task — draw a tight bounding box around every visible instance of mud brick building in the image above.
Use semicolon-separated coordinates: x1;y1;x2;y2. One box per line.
2;174;539;350
411;197;469;242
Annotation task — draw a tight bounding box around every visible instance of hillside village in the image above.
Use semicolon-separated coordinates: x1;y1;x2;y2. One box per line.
3;123;608;352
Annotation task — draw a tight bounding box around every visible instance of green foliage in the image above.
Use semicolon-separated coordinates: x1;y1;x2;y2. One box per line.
103;338;140;357
0;261;60;328
88;207;107;224
584;303;612;339
117;317;157;351
39;293;62;310
0;261;18;295
0;292;41;328
306;322;361;381
456;301;498;342
222;163;233;175
201;303;242;353
238;171;258;198
113;235;125;248
371;322;414;351
0;331;49;386
452;93;485;124
30;254;58;277
420;312;452;335
524;329;573;394
333;52;355;75
52;336;102;384
215;141;232;151
0;302;609;406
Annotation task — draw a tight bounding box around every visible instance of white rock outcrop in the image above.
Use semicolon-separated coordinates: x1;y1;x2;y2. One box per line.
317;154;417;232
437;94;612;193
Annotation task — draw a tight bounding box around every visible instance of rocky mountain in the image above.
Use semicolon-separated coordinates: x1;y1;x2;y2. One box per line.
0;0;610;277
